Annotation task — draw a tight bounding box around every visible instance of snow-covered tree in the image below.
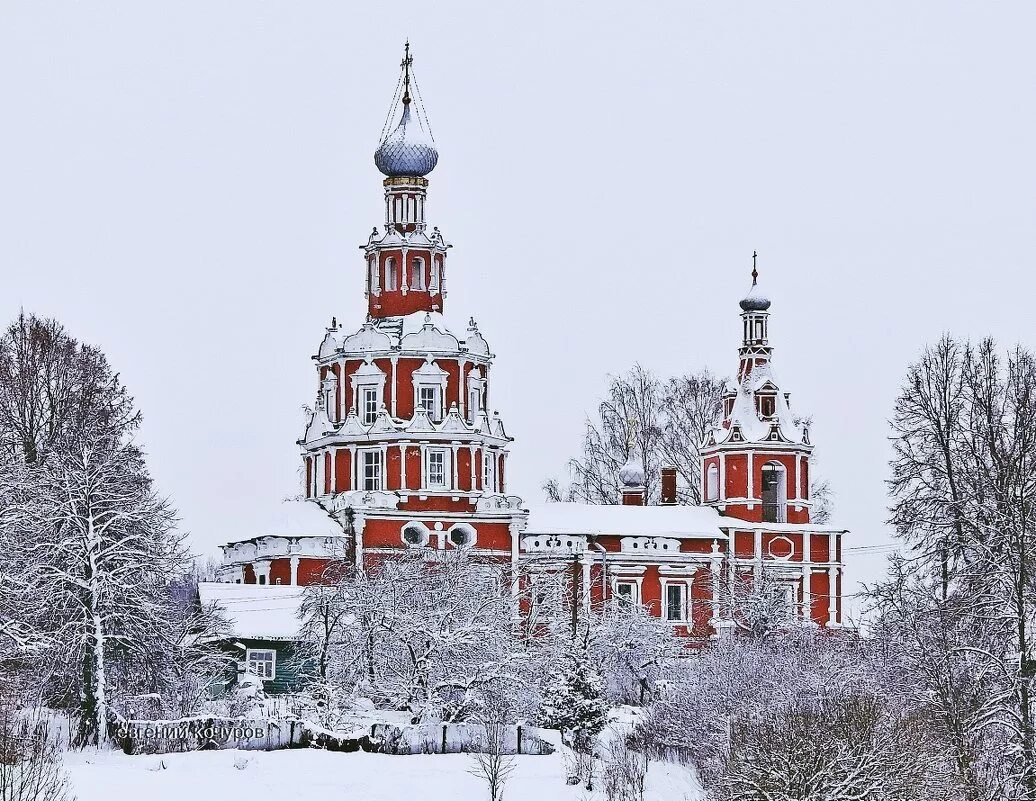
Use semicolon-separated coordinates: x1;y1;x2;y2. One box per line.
879;335;1036;798
297;552;536;724
544;365;724;506
16;432;183;744
539;648;608;751
0;311;137;465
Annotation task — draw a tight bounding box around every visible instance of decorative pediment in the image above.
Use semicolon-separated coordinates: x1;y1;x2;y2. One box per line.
413;356;449;384
619;536;682;554
406;408;436;433
368;407;396;434
304;404;332;443
329;490;399;511
400;316;461;353
342;325;393;355
338;408;367;436
475;494;524;513
318;330;342;359
464;330;491;357
522;534;587;554
352;357;387;383
491;412;508;438
439;404;470;433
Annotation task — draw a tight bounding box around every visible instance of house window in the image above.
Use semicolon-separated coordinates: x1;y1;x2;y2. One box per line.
425;449;448;489
664;583;686;622
385;257;398;291
246;649;276;680
361;450;383;491
361;387;379;425
483;451;496;493
411;257;426;291
615;581;638;606
759;395;776;417
761;462;787;523
418;385;442;422
706;464;719;501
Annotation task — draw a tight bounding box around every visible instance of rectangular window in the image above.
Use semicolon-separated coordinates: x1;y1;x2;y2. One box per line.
615;581;638;606
361;450;383;491
246;649;276;680
361;387;379;425
665;583;686;621
411;258;426;291
426;449;448;489
483;451;496;493
418;386;441;421
468;387;480;421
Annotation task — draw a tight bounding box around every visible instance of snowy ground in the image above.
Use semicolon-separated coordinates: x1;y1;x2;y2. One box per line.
63;740;704;801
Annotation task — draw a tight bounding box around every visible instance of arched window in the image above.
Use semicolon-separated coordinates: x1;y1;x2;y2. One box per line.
385;257;398;291
411;257;425;291
706;463;719;501
761;462;787;523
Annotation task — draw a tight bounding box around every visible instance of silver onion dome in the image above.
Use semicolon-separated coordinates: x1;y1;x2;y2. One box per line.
739;252;771;311
375;101;438;178
618;452;646;488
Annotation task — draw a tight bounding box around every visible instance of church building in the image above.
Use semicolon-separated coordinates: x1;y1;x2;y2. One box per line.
206;47;848;658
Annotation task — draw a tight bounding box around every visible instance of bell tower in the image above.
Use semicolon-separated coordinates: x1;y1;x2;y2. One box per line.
700;256;815;525
364;42;449;320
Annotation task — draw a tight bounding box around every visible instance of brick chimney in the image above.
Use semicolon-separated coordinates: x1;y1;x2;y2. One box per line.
660;467;677;505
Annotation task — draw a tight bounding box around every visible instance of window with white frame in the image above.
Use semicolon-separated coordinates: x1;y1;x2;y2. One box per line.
483;450;496;492
246;649;276;680
664;583;686;622
425;448;449;490
411;257;426;291
385;257;398;291
468;385;480;421
401;522;429;547
418;385;442;421
360;449;383;491
361;387;379;425
448;523;476;548
615;581;638;606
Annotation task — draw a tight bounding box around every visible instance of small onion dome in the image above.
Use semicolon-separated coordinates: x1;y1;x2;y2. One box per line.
739;282;770;312
618;453;646;488
374;101;438;178
740;256;771;311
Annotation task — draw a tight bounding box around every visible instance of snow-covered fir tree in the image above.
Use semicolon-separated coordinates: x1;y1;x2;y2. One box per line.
539;649;608;751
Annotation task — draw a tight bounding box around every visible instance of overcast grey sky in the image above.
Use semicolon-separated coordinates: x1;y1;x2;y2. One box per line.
1;2;1033;609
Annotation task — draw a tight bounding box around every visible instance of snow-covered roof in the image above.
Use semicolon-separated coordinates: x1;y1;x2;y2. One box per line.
316;312;493;362
198;582;305;641
524;503;726;540
224;499;344;544
712;363;807;446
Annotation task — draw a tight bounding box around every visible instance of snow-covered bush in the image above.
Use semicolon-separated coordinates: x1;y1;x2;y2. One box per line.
0;713;74;801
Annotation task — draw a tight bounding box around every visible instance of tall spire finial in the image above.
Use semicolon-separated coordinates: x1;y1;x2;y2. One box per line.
751;250;758;285
401;41;413;105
